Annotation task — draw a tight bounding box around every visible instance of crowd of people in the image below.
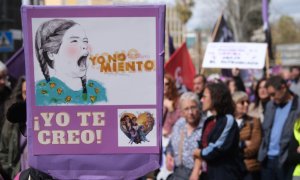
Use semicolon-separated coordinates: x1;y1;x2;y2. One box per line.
156;66;300;180
1;54;300;180
0;62;28;180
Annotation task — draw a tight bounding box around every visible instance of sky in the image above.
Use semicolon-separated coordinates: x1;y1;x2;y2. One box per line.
23;0;300;30
181;0;300;31
269;0;300;22
133;0;300;29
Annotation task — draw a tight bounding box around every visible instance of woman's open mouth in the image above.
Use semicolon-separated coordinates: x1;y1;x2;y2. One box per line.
77;55;88;70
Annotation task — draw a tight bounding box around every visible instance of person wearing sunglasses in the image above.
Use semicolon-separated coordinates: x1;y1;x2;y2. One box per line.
232;91;262;180
258;75;300;180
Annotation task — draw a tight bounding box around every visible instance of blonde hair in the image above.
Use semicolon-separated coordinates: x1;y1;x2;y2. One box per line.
232;91;248;104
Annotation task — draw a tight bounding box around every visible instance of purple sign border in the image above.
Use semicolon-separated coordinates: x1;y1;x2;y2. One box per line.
22;5;165;178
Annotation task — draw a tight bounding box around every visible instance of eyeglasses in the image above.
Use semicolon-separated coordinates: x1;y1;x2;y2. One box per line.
183;106;198;112
238;100;249;105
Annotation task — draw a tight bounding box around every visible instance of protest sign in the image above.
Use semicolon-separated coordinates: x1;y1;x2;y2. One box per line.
23;6;163;154
202;42;267;69
22;5;165;179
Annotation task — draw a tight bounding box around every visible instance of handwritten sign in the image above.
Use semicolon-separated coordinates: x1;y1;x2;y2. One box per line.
202;42;267;69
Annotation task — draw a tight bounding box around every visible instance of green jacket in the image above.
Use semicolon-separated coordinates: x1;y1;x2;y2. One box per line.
293;120;300;176
0;120;21;180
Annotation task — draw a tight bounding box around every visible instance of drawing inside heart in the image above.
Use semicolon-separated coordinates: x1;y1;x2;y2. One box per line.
120;112;155;144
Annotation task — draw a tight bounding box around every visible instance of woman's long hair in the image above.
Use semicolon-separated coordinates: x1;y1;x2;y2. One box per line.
206;82;235;116
164;74;179;101
254;78;269;108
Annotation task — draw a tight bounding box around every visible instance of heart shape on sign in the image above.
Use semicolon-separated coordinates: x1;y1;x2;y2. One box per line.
120;112;155;144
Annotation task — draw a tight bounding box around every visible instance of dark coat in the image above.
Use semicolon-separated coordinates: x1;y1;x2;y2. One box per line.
0;86;11;131
258;95;300;167
200;114;246;180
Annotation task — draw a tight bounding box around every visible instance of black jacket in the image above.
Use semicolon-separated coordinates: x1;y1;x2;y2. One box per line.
200;114;246;180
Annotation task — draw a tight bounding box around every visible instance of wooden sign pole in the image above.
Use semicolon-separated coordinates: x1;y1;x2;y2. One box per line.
200;13;223;75
265;48;270;78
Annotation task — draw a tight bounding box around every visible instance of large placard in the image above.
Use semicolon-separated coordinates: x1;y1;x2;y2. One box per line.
203;42;267;69
22;5;164;156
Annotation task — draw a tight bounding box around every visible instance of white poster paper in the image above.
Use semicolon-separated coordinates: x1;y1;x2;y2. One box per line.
203;42;267;69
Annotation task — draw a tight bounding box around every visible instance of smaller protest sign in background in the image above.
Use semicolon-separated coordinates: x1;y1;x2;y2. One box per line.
203;42;267;69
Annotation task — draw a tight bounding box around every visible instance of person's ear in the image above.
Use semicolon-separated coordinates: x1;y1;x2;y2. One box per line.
47;52;55;60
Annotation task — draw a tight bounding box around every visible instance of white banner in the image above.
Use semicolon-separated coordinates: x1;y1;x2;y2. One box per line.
203;42;267;69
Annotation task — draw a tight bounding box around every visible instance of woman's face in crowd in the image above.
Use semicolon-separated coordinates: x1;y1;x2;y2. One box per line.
22;81;26;100
201;88;213;112
181;99;200;125
291;68;300;79
228;80;236;94
164;77;170;96
258;80;269;100
0;70;7;91
235;98;249;117
53;24;90;78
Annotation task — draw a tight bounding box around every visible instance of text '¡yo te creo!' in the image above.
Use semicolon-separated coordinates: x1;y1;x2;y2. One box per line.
34;112;105;145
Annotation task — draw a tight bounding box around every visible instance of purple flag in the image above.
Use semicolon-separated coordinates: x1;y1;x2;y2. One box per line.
262;0;269;30
5;47;25;80
262;0;274;60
